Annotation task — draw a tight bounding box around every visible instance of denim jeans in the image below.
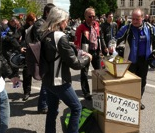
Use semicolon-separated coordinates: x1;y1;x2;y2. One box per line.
0;89;10;133
45;83;82;133
38;84;48;110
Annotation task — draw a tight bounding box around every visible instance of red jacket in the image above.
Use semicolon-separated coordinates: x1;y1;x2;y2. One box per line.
74;21;100;49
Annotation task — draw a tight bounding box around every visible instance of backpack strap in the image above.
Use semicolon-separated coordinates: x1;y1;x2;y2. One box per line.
54;31;65;46
56;58;62;77
54;31;65;78
54;31;65;61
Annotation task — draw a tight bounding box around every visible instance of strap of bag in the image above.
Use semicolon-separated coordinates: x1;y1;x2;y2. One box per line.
54;31;65;77
56;59;62;77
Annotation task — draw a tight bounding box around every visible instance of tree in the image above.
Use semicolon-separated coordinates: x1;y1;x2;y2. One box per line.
0;0;42;20
105;0;117;13
69;0;117;20
0;0;13;19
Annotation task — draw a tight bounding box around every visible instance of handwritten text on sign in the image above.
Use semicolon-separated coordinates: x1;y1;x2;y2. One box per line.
106;93;139;125
92;93;104;112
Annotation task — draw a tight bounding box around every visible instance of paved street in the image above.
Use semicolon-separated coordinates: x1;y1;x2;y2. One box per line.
5;67;155;133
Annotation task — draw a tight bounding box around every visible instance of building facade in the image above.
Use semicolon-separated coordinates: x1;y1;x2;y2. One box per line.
116;0;155;17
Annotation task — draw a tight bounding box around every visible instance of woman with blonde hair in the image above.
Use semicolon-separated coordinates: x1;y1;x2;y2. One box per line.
40;7;92;133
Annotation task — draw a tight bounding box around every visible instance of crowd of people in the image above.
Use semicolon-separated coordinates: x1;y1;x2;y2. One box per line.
0;3;155;133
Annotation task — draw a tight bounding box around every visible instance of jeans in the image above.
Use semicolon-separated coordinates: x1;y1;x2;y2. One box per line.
0;89;10;133
128;56;149;97
38;84;48;110
45;83;82;133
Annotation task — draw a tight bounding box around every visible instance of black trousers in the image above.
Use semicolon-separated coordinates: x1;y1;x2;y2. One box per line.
80;50;101;95
128;56;149;97
22;66;32;94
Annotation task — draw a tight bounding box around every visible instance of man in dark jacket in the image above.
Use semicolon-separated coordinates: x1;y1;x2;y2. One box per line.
31;3;55;114
0;25;20;133
116;8;155;110
100;11;118;55
1;17;26;78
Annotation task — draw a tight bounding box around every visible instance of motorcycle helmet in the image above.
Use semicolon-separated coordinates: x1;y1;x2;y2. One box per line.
10;52;25;68
148;52;155;68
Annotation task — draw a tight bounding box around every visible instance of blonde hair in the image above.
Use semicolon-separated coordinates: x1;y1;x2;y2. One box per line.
41;7;69;32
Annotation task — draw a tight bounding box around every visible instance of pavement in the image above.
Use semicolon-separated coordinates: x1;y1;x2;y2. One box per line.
5;67;155;133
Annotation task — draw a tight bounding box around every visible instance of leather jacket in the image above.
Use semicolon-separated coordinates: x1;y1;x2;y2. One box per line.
1;24;21;60
41;31;90;87
100;21;118;48
0;28;14;78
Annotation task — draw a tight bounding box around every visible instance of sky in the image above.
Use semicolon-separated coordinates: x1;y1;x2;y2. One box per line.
53;0;70;12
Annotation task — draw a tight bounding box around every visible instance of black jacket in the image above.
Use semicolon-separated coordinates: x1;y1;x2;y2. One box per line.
0;27;14;78
100;21;118;48
41;31;90;87
1;24;21;60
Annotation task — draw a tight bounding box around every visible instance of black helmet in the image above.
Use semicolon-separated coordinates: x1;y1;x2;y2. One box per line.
10;52;25;68
148;52;155;68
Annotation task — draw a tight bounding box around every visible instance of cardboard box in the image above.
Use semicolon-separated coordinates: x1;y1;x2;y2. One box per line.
97;113;139;133
92;69;141;133
92;69;141;99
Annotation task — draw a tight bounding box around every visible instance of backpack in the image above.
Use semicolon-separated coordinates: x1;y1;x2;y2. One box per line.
25;23;47;80
65;107;102;133
25;27;65;80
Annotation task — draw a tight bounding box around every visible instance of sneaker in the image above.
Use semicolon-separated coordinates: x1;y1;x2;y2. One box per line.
22;93;30;101
38;108;48;114
84;93;92;100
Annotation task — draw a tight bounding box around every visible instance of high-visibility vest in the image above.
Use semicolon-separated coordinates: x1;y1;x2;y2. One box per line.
65;108;93;133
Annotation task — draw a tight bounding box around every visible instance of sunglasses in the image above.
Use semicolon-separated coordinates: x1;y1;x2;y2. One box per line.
88;16;95;19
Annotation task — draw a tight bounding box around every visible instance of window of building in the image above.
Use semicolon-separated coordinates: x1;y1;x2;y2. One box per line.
139;0;143;6
130;0;134;7
121;0;125;7
150;1;155;16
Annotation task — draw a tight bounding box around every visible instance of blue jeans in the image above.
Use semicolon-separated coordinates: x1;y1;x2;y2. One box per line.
45;83;82;133
0;89;10;133
38;84;48;110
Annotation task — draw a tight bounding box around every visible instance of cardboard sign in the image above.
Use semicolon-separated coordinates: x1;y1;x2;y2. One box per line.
106;93;139;125
93;92;104;112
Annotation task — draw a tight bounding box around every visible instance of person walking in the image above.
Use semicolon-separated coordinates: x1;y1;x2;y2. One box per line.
31;3;55;114
115;8;155;110
74;7;104;100
19;12;37;101
40;7;92;133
